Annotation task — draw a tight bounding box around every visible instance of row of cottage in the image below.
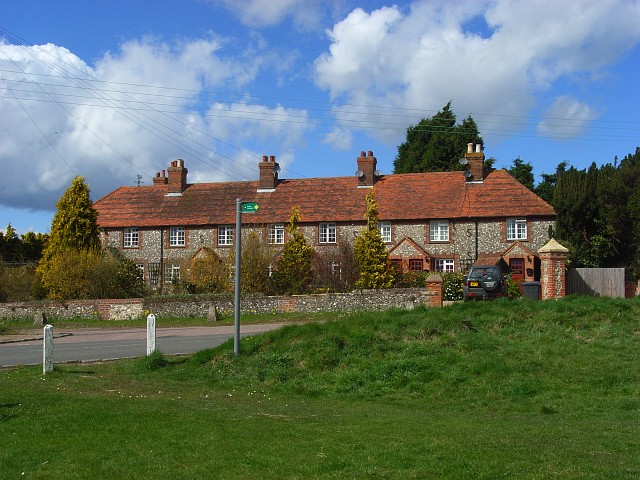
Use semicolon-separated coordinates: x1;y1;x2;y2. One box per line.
94;144;556;289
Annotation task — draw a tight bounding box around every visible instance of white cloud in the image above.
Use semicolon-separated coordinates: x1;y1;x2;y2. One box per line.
0;37;310;212
213;0;326;30
314;0;640;143
537;96;597;139
323;127;353;150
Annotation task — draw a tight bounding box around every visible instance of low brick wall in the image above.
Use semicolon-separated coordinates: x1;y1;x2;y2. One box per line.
0;287;439;321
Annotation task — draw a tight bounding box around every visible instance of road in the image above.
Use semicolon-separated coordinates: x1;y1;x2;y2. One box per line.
0;323;286;368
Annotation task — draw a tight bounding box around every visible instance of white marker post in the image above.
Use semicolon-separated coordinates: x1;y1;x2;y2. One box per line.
147;314;156;355
43;324;54;374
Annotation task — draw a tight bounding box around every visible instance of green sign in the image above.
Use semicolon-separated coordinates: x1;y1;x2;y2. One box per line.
241;202;259;213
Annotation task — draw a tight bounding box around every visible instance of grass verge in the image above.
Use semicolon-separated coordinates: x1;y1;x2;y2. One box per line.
1;296;639;478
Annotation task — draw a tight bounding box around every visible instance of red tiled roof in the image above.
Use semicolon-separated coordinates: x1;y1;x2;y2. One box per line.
94;169;555;228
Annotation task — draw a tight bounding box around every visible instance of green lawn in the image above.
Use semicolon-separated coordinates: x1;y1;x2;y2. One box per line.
1;296;639;478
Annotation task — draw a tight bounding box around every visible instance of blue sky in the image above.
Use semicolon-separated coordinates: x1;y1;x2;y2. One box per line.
1;0;640;234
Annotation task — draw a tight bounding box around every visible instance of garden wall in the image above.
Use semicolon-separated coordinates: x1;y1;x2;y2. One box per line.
0;285;441;321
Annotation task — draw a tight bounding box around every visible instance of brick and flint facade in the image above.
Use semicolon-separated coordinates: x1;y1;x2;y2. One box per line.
94;145;556;289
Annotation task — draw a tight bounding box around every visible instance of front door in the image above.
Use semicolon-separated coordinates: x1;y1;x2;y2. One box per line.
509;258;525;283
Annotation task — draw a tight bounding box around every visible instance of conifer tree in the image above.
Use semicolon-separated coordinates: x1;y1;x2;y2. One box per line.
42;176;101;259
354;191;395;289
393;102;483;173
37;177;102;299
275;207;314;294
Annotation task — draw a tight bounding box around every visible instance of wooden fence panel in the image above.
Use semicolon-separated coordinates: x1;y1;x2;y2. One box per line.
566;268;625;298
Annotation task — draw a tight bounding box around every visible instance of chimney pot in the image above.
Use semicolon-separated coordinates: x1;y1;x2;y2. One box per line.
475;144;482;153
356;150;377;187
259;155;279;190
467;143;474;153
161;170;165;177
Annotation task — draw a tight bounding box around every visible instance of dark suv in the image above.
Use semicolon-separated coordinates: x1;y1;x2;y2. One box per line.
463;265;506;300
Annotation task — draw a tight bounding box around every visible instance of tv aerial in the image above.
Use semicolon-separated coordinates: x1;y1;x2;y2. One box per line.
136;174;144;187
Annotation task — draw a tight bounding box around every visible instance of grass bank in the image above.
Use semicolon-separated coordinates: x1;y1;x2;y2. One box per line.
1;296;639;478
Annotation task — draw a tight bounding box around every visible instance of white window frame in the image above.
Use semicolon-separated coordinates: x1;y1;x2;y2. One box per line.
319;222;336;244
135;263;145;280
218;225;234;246
434;259;455;273
507;218;527;241
268;223;285;245
123;227;139;248
164;264;180;284
169;227;185;247
378;221;391;243
430;220;449;242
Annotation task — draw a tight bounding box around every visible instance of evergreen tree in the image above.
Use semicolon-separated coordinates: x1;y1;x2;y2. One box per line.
37;177;102;299
275;207;315;294
42;176;100;259
393;102;483;173
353;191;395;289
507;157;535;191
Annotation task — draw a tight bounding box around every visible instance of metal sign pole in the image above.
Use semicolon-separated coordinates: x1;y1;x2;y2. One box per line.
234;198;242;355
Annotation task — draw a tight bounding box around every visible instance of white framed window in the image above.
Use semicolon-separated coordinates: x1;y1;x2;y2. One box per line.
164;264;180;284
430;220;449;242
123;228;139;248
218;225;234;246
378;221;391;243
136;263;144;279
319;222;336;244
507;218;527;241
169;227;185;246
434;259;455;273
268;223;285;245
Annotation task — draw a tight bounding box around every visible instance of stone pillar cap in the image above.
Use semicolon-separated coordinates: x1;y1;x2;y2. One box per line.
538;238;569;254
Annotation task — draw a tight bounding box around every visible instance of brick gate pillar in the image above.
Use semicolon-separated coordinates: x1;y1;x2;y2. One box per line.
538;239;569;300
426;274;443;307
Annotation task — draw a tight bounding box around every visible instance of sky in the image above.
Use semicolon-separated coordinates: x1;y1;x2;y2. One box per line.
1;0;639;234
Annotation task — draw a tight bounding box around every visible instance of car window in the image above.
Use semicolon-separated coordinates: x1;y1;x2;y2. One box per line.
469;267;499;279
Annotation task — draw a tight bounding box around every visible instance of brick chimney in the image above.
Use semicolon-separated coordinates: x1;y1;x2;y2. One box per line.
258;155;280;190
167;159;188;194
464;143;484;182
153;169;168;185
356;150;379;187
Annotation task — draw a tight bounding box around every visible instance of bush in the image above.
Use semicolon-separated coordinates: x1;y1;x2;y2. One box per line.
37;248;146;300
442;272;465;301
393;271;430;288
0;264;38;302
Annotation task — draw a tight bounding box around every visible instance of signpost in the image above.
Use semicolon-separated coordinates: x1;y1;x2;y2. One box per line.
241;202;259;213
234;200;259;355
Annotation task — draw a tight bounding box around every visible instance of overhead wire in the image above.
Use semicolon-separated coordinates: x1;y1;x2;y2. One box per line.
1;24;639;186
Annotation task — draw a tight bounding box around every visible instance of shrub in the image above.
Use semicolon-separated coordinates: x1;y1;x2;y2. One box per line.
442;272;465;301
394;271;429;288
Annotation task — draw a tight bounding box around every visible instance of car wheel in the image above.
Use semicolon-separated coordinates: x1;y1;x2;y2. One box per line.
481;274;499;292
